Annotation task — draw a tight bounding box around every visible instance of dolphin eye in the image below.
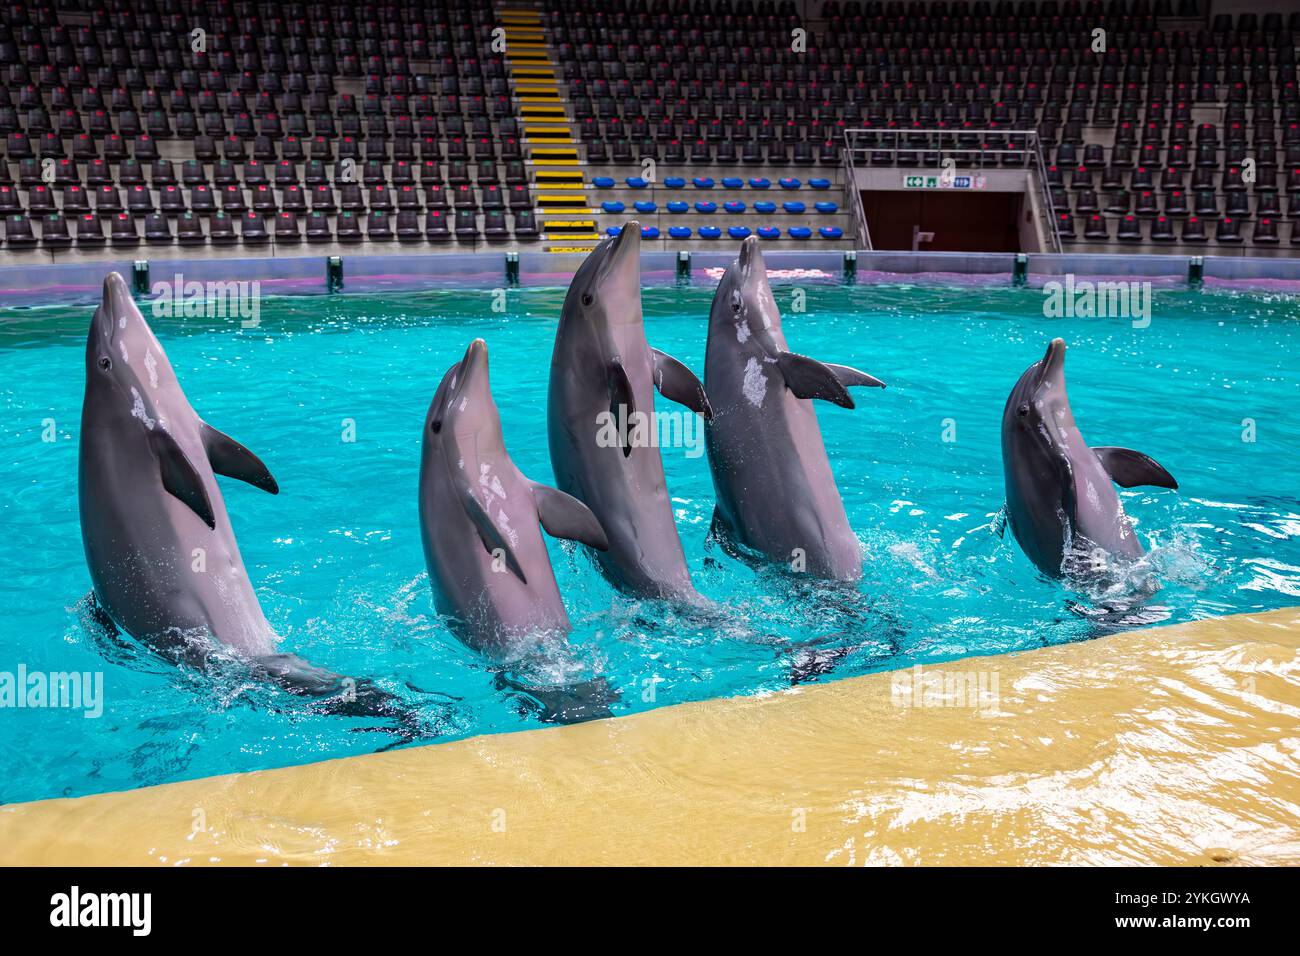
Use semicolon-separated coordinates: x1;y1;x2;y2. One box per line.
731;291;742;314
581;292;593;307
98;356;112;371
1017;402;1030;418
431;417;442;434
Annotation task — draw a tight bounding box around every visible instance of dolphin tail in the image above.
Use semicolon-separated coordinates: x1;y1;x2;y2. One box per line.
493;671;621;725
253;653;444;747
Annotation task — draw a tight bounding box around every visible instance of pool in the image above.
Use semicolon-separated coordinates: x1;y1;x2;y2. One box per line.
2;279;1298;804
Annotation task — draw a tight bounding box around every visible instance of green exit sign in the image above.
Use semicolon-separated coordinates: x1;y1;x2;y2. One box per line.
903;175;940;188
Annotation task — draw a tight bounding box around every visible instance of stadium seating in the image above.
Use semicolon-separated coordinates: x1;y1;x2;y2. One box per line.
0;0;1294;256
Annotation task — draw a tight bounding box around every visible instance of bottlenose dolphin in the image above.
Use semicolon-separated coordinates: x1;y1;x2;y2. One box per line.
547;222;713;601
703;237;885;582
79;273;400;719
1001;337;1178;579
419;338;609;658
421;340;617;724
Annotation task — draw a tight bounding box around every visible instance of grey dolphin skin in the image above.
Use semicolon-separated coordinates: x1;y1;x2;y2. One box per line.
419;338;609;659
704;236;885;582
547;221;714;602
79;273;401;720
1001;337;1178;579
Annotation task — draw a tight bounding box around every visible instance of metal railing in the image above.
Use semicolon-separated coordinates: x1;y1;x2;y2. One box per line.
841;127;1062;254
841;141;873;250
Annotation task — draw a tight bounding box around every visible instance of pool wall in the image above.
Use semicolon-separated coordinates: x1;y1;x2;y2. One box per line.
1;251;1298;305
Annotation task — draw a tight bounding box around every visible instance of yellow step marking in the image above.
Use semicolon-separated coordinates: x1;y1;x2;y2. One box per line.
546;245;600;253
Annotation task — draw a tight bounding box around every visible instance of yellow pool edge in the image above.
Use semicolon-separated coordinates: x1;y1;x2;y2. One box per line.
3;607;1299;866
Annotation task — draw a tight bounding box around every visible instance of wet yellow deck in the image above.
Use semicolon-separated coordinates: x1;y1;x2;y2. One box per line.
2;608;1298;866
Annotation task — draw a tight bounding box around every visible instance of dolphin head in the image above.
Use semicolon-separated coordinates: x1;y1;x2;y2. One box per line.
1003;337;1085;483
710;236;781;347
85;272;186;428
561;221;642;332
428;338;505;455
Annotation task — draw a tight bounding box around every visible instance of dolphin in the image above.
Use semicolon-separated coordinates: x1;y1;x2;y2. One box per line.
1001;337;1178;579
419;338;609;658
547;222;714;602
421;340;617;724
703;237;885;582
79;272;405;722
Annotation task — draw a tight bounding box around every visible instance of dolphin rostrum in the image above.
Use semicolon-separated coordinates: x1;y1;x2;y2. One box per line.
419;338;609;659
704;237;885;582
79;272;402;719
1001;337;1178;579
547;222;713;601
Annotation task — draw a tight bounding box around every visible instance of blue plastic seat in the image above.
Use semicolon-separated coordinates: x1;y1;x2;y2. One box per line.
754;200;777;214
668;225;692;239
692;177;715;189
748;177;771;189
602;200;626;213
664;177;686;188
808;178;832;190
633;200;657;213
819;226;844;239
814;201;838;214
788;226;812;239
667;200;689;213
727;225;752;239
778;177;801;190
695;200;717;213
592;176;615;188
757;225;781;239
724;200;745;213
721;177;744;189
641;225;660;238
782;201;806;214
698;225;722;239
605;225;622;236
625;176;648;189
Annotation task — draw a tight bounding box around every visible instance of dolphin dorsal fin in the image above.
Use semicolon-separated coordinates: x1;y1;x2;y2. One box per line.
530;482;610;551
651;348;713;420
201;422;279;494
607;357;636;457
149;427;216;529
1092;447;1179;490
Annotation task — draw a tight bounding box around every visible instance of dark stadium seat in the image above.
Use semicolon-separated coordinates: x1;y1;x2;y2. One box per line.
75;213;106;246
425;209;452;242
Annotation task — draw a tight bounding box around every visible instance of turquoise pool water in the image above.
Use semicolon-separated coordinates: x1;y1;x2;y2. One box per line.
2;281;1298;803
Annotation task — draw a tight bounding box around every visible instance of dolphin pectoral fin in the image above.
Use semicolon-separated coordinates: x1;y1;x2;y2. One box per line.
459;486;528;584
1058;455;1078;525
1092;446;1179;490
201;422;279;494
651;348;713;420
775;351;855;408
531;482;610;551
607;357;635;457
825;363;887;390
149;427;216;529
